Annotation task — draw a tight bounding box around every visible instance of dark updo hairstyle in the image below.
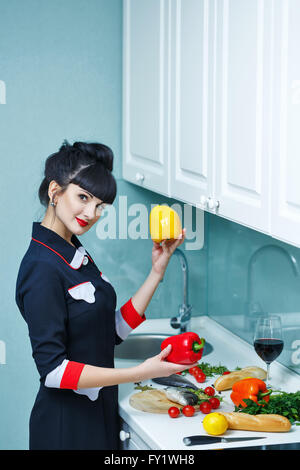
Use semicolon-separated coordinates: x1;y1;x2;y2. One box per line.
38;140;117;208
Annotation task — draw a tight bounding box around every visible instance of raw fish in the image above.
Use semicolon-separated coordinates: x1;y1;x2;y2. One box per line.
163;387;198;406
151;374;198;390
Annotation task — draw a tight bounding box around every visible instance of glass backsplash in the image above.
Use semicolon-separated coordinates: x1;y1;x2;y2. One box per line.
81;180;207;323
206;212;300;376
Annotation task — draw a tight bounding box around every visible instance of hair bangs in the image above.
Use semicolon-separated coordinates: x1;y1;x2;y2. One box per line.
71;162;117;205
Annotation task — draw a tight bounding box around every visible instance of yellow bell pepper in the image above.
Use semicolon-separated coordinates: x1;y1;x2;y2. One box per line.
149;205;182;243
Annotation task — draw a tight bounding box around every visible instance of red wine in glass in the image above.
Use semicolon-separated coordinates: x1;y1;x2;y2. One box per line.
253;316;284;388
254;338;284;363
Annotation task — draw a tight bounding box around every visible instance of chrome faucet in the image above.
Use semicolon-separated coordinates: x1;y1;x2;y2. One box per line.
246;244;299;326
170;248;192;333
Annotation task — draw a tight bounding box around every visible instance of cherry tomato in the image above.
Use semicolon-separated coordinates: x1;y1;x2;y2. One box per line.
209;397;220;409
193;368;204;376
222;371;231;375
199;401;212;414
168;406;180;418
204;386;215;397
182;405;195;417
189;366;199;376
195;372;206;383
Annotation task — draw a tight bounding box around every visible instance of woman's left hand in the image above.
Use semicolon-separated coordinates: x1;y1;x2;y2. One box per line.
151;228;186;279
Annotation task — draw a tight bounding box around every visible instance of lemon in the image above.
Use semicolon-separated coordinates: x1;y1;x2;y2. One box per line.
202;412;228;436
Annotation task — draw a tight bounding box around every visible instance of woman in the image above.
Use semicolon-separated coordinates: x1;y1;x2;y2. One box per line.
15;141;194;450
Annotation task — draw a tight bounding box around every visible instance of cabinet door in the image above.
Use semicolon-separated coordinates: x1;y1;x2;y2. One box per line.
271;0;300;248
169;0;215;206
123;0;170;195
119;419;151;450
214;0;272;232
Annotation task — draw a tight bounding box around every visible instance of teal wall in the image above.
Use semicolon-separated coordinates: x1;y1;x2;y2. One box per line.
0;0;124;450
1;0;299;451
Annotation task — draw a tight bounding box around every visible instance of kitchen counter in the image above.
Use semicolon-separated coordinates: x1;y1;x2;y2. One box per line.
115;315;300;450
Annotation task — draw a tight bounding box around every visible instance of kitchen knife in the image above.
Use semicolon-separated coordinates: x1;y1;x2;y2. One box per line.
183;435;267;445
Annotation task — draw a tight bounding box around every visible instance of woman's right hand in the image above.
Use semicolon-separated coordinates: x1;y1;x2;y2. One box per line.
135;344;199;381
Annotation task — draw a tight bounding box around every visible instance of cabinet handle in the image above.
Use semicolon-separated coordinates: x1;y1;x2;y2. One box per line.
207;198;220;211
119;430;131;441
200;195;208;208
135;172;145;183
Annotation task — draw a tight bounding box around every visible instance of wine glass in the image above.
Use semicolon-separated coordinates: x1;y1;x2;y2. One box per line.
253;315;284;388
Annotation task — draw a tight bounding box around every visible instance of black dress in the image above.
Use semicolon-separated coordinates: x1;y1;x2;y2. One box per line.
15;222;145;450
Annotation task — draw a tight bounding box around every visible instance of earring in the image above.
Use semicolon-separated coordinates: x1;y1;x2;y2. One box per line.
50;199;56;207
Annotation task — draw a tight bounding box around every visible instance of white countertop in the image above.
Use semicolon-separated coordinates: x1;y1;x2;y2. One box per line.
115;315;300;450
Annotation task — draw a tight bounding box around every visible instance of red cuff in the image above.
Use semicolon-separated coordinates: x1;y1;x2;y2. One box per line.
60;361;85;390
120;298;146;329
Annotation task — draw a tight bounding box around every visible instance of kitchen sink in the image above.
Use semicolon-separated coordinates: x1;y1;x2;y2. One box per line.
114;333;213;360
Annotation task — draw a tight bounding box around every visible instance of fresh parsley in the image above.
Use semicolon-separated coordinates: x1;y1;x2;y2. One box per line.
235;391;300;424
181;362;238;377
134;382;154;391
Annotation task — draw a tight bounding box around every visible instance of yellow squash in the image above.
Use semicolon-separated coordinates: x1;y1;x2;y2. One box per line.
149;205;182;242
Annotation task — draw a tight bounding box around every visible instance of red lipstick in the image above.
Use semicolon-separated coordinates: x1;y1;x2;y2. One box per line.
76;217;88;227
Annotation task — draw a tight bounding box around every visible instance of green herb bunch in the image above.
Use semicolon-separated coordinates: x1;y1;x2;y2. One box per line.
182;362;237;377
235;391;300;424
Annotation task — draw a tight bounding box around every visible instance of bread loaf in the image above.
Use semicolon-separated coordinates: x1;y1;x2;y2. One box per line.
214;366;267;391
219;412;291;432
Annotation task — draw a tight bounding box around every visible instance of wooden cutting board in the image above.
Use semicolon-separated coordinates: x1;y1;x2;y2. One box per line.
129;390;200;414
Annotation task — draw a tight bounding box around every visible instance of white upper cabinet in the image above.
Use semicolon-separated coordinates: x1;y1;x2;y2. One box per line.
271;0;300;247
214;0;272;232
123;0;169;195
123;0;300;249
169;0;215;205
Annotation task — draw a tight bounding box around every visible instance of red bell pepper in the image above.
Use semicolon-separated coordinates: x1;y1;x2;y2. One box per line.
161;332;205;365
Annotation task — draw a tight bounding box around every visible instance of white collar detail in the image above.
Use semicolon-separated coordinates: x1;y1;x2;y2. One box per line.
70;246;87;269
